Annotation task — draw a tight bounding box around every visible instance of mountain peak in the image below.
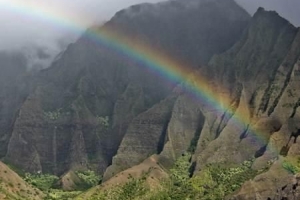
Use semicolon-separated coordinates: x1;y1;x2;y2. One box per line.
253;6;294;28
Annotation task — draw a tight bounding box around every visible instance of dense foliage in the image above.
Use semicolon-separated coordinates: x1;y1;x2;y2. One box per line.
45;189;81;200
24;173;59;191
75;170;102;189
83;154;259;200
23;170;100;199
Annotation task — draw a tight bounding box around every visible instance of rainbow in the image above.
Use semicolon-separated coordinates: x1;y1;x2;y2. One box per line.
0;1;281;162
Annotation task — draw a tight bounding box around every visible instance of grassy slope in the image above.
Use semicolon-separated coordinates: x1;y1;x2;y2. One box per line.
76;155;168;200
0;162;44;200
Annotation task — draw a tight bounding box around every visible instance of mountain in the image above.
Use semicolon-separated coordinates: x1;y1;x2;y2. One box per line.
80;6;300;200
195;8;300;199
1;0;300;199
0;51;30;158
2;0;249;178
0;46;68;158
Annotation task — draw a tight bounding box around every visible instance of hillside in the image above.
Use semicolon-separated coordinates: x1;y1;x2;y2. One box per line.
0;162;44;200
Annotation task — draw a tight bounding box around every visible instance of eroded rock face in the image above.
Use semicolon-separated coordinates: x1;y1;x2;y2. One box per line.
100;0;250;179
4;3;300;200
192;8;300;199
110;0;249;66
193;7;300;170
102;7;300;198
3;0;250;175
0;51;29;158
228;158;300;200
103;97;176;180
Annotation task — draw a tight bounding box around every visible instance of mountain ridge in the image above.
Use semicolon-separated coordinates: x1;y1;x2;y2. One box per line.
1;0;300;199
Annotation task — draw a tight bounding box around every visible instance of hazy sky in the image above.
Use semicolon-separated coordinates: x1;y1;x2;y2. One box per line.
0;0;299;65
0;0;299;50
0;0;162;51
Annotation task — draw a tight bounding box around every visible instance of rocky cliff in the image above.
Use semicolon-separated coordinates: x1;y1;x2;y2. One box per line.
3;0;250;177
0;51;30;158
105;6;300;198
2;0;300;199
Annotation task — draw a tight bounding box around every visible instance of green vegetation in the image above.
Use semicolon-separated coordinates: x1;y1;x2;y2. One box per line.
24;173;59;191
45;189;81;200
79;174;148;200
96;116;109;128
2;156;264;200
44;109;62;120
75;170;101;190
157;156;258;200
22;170;100;199
83;154;259;200
189;161;257;199
282;157;300;174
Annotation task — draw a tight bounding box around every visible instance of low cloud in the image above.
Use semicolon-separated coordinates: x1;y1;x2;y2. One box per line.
0;0;162;68
0;0;299;69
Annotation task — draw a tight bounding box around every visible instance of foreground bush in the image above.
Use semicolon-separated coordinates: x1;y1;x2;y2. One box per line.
85;155;259;200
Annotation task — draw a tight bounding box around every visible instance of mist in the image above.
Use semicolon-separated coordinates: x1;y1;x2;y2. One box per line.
0;0;299;69
0;0;164;50
0;0;162;68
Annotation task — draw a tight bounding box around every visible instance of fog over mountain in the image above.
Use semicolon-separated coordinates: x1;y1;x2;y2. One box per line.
0;0;299;69
0;0;162;68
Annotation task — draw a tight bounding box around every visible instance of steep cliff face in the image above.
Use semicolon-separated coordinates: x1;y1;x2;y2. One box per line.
108;0;249;66
227;27;300;198
104;7;300;198
4;0;250;176
1;0;300;199
194;7;299;167
195;8;300;199
101;0;250;179
0;51;30;158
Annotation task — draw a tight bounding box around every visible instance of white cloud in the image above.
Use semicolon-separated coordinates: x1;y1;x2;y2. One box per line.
0;0;162;68
0;0;162;51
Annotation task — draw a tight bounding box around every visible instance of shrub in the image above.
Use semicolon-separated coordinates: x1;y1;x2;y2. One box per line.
96;116;109;128
75;170;101;189
24;173;59;191
282;159;300;174
44;109;62;120
84;158;259;200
